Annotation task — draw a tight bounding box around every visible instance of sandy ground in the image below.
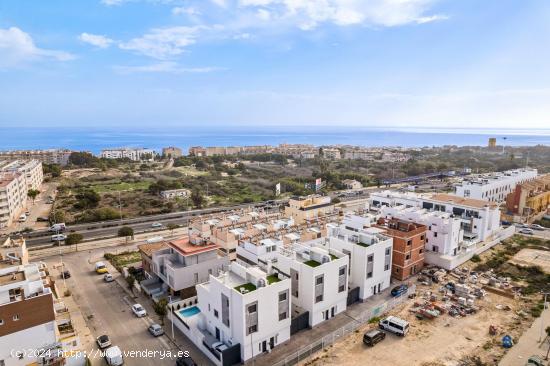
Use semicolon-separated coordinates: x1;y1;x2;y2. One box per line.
303;286;527;366
510;248;550;273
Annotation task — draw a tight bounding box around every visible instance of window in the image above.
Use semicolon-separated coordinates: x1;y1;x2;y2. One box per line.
208;304;211;311
367;255;374;263
0;319;3;325
315;276;323;285
339;267;346;276
406;240;412;246
194;273;199;283
419;248;424;254
214;310;219;318
248;304;257;314
405;254;410;260
248;325;257;334
339;284;345;292
315;294;323;303
266;246;271;253
279;292;287;302
208;269;212;276
395;268;399;273
279;312;287;321
434;232;438;238
385;248;391;255
420;235;425;241
384;264;390;271
12;315;19;321
366;270;373;279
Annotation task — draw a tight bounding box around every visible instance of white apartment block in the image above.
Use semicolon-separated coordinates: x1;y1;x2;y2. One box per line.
322;217;393;301
174;262;291;365
142;237;229;301
0;149;73;166
0;263;58;366
0;159;43;190
100;147;155;161
276;243;349;327
370;190;422;209
0;172;28;229
159;188;190;200
455;168;538;202
322;148;341;160
380;205;464;258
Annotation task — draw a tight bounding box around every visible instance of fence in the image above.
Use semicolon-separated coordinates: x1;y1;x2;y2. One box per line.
271;285;416;366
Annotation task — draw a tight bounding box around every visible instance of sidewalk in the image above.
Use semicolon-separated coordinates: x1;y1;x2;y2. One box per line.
499;306;550;365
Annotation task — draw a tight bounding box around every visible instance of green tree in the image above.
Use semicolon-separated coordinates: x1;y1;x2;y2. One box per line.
49;210;65;224
191;188;205;208
118;226;134;238
74;189;101;209
126;275;135;292
153;298;168;325
44;164;62;178
166;223;179;236
68;152;99;167
27;189;40;203
65;233;83;245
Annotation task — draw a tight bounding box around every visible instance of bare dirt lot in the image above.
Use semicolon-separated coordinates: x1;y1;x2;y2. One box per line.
303;292;524;366
510;248;550;273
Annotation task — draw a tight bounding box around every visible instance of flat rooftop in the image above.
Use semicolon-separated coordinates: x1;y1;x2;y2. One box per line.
0;270;25;285
168;237;218;256
429;193;497;209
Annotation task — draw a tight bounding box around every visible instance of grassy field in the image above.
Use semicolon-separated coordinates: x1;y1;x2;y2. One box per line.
89;181;151;193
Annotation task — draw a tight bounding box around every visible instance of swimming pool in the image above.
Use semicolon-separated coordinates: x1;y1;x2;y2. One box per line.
179;306;200;317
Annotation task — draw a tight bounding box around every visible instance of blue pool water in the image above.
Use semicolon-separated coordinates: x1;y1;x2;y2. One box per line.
179;306;200;317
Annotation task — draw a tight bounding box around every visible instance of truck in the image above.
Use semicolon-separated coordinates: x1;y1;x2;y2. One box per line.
104;346;123;366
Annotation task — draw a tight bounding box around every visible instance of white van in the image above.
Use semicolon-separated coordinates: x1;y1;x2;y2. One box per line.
379;316;409;336
51;234;67;242
105;346;124;366
49;223;66;232
146;236;164;244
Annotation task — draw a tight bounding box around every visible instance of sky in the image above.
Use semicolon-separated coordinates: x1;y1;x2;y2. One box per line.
1;0;550;130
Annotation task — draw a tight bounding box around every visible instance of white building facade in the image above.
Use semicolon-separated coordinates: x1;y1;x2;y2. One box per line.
100;148;155;161
0;172;28;228
455;168;538;202
0;159;43;190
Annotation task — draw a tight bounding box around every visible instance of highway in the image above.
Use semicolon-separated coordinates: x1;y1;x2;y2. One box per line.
13;191;373;248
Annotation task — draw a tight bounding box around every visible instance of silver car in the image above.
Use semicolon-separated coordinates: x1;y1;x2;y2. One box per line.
148;323;164;337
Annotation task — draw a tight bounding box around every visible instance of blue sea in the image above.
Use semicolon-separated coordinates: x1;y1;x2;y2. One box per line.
0;126;549;154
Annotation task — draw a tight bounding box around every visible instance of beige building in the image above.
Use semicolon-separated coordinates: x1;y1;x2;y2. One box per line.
284;195;335;224
342;179;363;190
162;146;183;158
0;159;43;190
0;172;28;229
0;149;73;166
322;148;341;160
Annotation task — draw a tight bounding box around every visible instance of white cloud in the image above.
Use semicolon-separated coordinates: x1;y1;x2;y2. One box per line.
100;0;128;5
113;61;225;74
172;6;201;16
79;33;114;48
119;26;201;59
0;27;74;68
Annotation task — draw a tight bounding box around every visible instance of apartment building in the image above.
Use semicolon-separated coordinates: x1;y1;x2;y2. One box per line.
188;145;273;157
0;172;28;229
380;205;464;260
506;174;550;219
276;243;349;327
284;195;335;224
374;218;426;281
0;263;59;366
0;159;43;190
455;168;538;202
159;188;190;200
174;262;292;365
0;149;73;166
162;146;182;158
321;148;341;160
343;150;376;161
99;147;155;161
322;217;393;301
141;236;229;301
370;190;422;209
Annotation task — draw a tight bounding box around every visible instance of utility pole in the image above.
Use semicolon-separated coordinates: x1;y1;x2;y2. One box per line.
540;292;549;343
118;191;123;222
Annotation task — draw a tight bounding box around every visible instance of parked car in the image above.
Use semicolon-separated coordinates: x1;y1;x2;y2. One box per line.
176;357;197;366
51;234;67;242
49;223;66;232
96;334;112;349
379;316;410;336
25;211;31;216
151;222;163;228
104;346;123;366
18;214;27;223
530;224;545;231
95;261;108;274
363;329;386;346
103;273;114;282
525;355;546;366
131;304;147;317
519;228;534;235
61;270;71;279
148;323;164;337
390;284;408;297
36;216;49;222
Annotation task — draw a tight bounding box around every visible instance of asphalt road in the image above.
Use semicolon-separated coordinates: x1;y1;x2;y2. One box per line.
47;247;213;366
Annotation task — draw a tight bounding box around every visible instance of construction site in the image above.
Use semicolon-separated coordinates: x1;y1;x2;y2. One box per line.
302;234;550;366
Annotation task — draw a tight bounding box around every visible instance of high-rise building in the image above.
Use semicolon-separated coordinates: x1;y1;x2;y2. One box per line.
488;137;497;148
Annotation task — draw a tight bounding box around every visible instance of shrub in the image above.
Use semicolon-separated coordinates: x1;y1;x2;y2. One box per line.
65;233;83;245
470;254;481;263
118;226;134;237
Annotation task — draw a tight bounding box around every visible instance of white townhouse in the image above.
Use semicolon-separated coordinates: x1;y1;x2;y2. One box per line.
380;205;464;258
322;219;393;301
100;147;155;161
174;262;292;365
369;190;422;210
455;168;538;202
276;243;349;327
